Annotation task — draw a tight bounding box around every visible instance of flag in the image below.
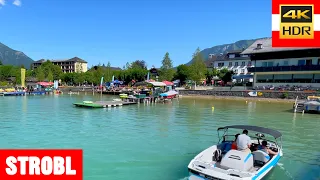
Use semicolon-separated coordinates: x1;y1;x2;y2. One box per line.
272;0;320;47
21;68;26;87
100;77;104;88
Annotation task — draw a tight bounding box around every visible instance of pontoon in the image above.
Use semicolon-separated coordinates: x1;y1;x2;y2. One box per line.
188;125;283;180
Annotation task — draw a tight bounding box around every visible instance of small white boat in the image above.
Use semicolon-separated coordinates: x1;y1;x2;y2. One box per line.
159;90;178;99
188;125;283;180
113;98;122;102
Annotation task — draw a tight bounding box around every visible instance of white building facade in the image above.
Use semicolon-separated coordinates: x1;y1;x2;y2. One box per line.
208;51;254;83
242;38;320;88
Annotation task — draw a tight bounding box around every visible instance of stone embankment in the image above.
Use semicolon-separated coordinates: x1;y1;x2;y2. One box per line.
178;90;320;100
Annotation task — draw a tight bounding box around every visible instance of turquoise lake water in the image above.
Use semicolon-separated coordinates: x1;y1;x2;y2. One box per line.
0;94;320;180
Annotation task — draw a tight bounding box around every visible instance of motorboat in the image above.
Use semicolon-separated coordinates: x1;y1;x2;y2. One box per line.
159;90;178;99
188;125;283;180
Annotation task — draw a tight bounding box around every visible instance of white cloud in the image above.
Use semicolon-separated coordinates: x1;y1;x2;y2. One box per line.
13;0;21;6
0;0;5;6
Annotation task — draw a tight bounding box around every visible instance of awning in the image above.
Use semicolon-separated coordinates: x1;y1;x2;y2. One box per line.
37;82;53;86
148;82;166;86
162;81;174;86
232;75;253;79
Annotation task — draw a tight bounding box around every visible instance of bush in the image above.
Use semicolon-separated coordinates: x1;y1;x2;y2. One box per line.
281;92;289;99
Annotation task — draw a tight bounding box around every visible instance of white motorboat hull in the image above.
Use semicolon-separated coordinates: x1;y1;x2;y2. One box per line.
188;145;282;180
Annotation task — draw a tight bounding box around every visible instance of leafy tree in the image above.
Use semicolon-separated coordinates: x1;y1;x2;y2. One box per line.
0;65;15;81
0;60;3;65
159;52;174;81
47;70;54;82
221;70;234;83
74;73;85;85
36;67;45;81
218;68;229;79
132;60;147;69
189;47;207;83
174;64;190;83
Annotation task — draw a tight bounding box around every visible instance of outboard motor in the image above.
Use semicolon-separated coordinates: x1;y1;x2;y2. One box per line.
212;149;222;162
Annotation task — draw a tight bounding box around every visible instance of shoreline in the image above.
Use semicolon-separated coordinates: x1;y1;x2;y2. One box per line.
179;95;295;103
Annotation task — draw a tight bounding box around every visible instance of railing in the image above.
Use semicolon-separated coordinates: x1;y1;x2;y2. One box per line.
248;65;320;72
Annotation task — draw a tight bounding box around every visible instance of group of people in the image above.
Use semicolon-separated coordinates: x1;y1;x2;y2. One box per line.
231;130;278;156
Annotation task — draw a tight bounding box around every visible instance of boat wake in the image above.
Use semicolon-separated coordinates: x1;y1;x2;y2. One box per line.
277;163;295;180
178;177;189;180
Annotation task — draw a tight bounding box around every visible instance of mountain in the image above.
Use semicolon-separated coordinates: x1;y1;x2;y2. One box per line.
0;42;34;68
186;38;267;65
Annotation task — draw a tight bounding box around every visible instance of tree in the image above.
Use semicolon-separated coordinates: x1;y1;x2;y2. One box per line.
190;48;207;83
218;68;229;79
47;70;54;82
174;64;190;83
221;70;234;83
0;60;2;65
159;52;174;81
105;61;112;82
132;60;147;69
36;67;45;81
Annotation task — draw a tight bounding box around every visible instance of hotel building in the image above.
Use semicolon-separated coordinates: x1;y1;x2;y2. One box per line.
206;50;254;82
32;57;88;73
242;38;320;87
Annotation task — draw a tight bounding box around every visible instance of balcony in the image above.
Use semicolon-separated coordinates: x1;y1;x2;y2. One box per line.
248;65;320;73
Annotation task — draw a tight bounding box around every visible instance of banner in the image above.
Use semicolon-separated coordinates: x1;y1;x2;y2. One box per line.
100;77;104;88
54;80;59;89
0;149;83;180
21;68;26;87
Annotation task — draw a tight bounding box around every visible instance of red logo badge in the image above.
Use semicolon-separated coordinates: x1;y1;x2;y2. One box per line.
0;149;83;180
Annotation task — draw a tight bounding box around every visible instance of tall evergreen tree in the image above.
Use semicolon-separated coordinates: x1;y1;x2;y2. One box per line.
190;47;207;83
159;52;174;81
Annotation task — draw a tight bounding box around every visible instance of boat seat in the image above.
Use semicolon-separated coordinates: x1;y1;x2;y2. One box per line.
252;150;270;166
220;150;254;171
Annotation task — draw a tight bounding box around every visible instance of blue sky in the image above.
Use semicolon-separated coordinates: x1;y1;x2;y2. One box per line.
0;0;271;68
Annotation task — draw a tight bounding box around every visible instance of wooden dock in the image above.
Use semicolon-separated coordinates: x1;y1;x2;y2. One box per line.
73;101;137;108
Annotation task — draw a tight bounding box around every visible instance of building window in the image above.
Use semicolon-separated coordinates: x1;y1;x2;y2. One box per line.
292;74;313;83
274;74;292;83
229;62;232;66
256;74;273;83
314;74;320;83
241;69;245;74
234;69;238;73
283;61;289;66
306;59;312;65
298;60;305;66
267;62;274;67
235;62;239;66
241;61;245;66
218;63;224;67
247;61;252;66
229;54;235;58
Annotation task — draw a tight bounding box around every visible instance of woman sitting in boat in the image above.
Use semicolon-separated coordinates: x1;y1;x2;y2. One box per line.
231;134;240;150
259;140;278;156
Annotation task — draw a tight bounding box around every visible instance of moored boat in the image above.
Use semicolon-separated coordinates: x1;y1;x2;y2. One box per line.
188;125;283;180
159;90;178;99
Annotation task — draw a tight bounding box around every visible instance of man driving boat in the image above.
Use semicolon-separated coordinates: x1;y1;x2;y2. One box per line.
236;129;251;154
260;140;278;156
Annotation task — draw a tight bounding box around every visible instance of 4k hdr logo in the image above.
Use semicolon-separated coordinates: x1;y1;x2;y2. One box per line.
0;149;83;180
272;0;320;47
